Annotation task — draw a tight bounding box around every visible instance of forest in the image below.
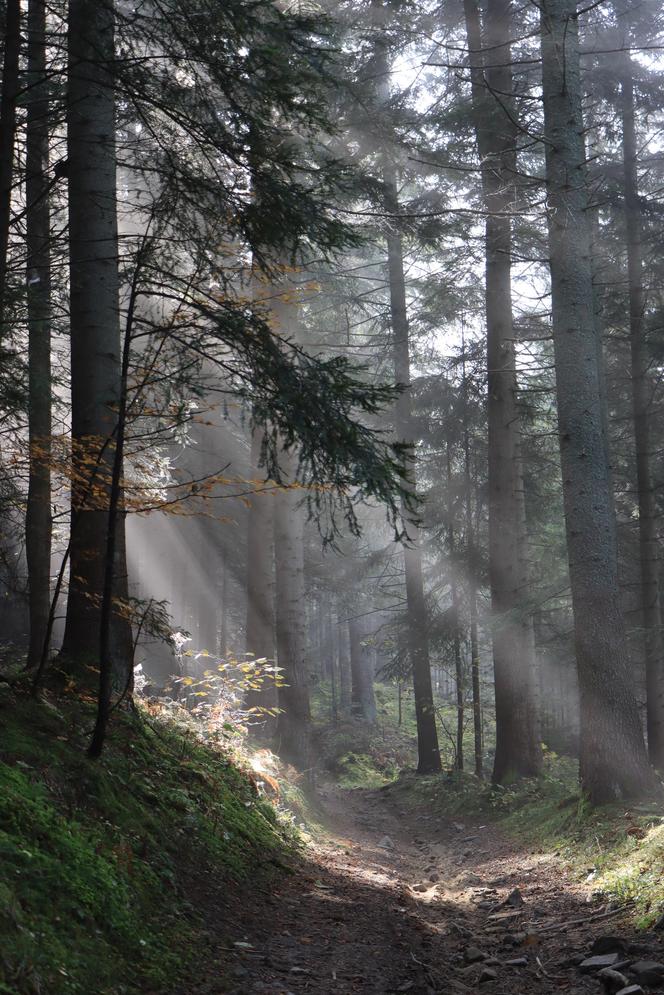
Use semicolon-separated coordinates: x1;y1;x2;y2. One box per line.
2;0;664;992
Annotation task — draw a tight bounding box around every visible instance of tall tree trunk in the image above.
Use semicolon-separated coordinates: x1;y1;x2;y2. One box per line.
245;428;277;736
383;169;441;774
274;448;310;766
0;0;20;322
25;0;52;669
60;0;133;684
618;32;664;769
540;0;655;802
349;614;377;723
463;0;541;782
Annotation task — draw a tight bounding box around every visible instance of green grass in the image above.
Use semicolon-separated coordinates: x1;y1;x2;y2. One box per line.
0;685;294;995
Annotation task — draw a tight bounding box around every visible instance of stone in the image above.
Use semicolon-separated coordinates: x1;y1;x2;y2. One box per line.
465;947;489;964
628;961;664;986
377;836;395;850
615;988;644;995
592;936;628;955
429;872;440;883
505;958;528;967
598;968;630;993
503;888;525;909
580;954;621;973
478;968;498;984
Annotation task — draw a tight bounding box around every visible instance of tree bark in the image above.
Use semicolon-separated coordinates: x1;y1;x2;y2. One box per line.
60;0;133;684
463;0;541;782
540;0;655;802
617;31;664;769
25;0;52;669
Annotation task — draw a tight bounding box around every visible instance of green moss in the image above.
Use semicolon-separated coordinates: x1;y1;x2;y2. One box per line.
0;690;293;994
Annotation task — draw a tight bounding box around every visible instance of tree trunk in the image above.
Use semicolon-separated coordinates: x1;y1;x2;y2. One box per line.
618;33;664;769
25;0;52;669
60;0;134;684
383;170;441;774
463;0;541;782
245;428;277;737
337;600;352;716
540;0;655;802
446;441;464;771
0;0;20;322
349;615;377;723
274;448;310;766
464;418;483;777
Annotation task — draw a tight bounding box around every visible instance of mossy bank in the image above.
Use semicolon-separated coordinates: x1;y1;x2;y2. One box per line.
0;685;294;995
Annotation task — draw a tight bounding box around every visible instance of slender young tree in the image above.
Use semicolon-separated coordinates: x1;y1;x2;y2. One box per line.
25;0;52;668
463;0;542;782
540;0;655;802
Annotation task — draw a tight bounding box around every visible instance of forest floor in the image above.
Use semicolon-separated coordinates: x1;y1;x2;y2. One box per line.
203;779;664;995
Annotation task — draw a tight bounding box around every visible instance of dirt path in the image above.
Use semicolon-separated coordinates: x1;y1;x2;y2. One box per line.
202;785;662;995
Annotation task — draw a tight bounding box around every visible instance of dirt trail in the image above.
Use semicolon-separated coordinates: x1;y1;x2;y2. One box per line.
202;785;661;995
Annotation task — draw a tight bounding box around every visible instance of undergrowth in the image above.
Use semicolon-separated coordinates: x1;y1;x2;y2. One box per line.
0;683;295;995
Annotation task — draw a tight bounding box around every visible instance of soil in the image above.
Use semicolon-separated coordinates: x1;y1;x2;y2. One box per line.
186;783;663;995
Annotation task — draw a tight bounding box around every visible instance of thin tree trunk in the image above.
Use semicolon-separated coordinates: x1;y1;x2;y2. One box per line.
446;441;464;771
463;0;541;782
463;420;483;777
383;170;441;774
274;448;310;766
25;0;52;669
0;0;20;324
349;615;377;723
245;428;277;736
618;33;664;769
540;0;655;802
60;0;133;685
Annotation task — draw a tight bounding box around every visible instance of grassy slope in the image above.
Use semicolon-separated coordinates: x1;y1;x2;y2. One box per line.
0;685;293;995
